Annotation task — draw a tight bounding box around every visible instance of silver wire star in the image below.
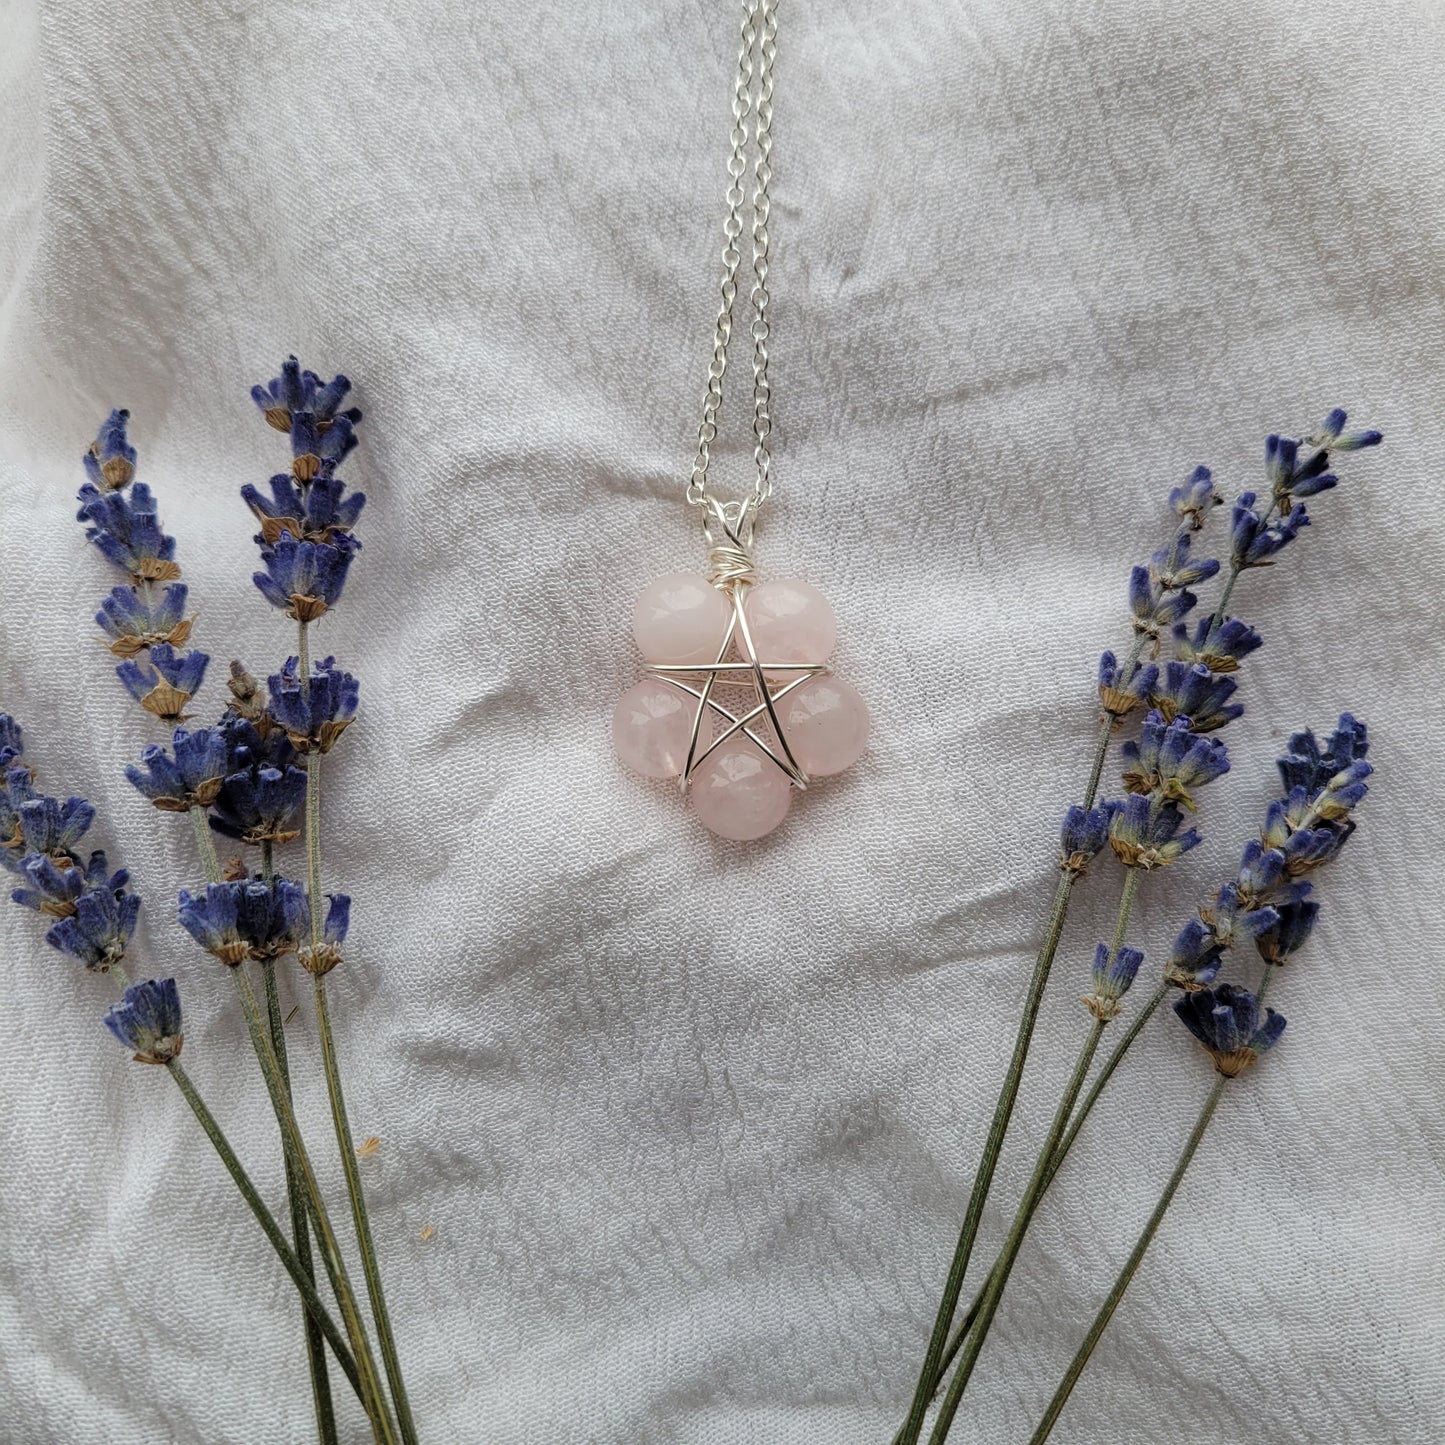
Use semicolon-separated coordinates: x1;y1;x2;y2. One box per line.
646;587;828;792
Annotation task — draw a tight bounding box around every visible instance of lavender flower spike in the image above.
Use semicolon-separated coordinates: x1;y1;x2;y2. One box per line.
76;480;179;582
83;408;137;490
1255;897;1321;965
1230;491;1311;569
12;850;128;920
1121;711;1230;811
116;641;210;722
1129;564;1197;642
12;795;96;864
1098;652;1160;720
210;718;307;846
178;879;308;965
1168;465;1218;529
1060;802;1120;876
1277;713;1369;797
1313;407;1383;453
251;357;361;433
267;656;360;754
1161;918;1227;992
96;583;192;658
1199;880;1281;949
253;533;360;622
1082;943;1144;1020
1108;795;1201;871
1152;660;1243;734
126;727;229;811
1170;616;1262;674
103;978;184;1065
242;471;366;546
45;882;140;971
289;410;359;482
1173;983;1286;1077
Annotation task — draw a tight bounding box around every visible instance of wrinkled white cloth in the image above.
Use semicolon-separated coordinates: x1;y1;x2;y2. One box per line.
2;0;1444;1441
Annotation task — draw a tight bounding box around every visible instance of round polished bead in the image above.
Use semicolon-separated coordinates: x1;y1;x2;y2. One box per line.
632;573;732;666
611;680;701;779
744;579;836;666
780;676;870;776
690;741;792;840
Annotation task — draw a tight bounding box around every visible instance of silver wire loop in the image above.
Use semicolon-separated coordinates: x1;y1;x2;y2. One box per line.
702;494;758;588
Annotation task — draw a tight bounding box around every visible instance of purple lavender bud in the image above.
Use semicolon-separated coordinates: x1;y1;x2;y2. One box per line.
103;978;183;1064
82;409;138;490
1174;984;1285;1076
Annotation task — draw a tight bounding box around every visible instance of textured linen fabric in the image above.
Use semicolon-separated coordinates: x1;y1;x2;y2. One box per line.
2;0;1444;1440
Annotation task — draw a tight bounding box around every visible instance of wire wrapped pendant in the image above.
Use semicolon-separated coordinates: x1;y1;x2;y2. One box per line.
614;0;866;837
613;526;868;839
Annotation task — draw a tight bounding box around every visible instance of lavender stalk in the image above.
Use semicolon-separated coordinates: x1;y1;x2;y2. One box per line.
247;360;419;1445
76;411;396;1440
895;473;1215;1445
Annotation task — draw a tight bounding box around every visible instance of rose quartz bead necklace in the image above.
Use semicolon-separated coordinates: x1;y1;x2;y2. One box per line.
610;0;868;839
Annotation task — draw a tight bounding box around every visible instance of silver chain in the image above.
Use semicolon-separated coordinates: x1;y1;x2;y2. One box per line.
686;0;778;548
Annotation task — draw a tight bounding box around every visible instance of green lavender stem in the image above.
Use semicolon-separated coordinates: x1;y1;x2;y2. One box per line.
109;961;362;1402
231;963;399;1445
1027;1074;1229;1444
895;680;1140;1445
260;832;336;1445
926;1017;1109;1443
191;804;396;1444
911;979;1172;1418
925;869;1141;1442
896;866;1078;1444
166;1058;363;1402
262;832;335;1439
898;514;1191;1443
299;619;419;1445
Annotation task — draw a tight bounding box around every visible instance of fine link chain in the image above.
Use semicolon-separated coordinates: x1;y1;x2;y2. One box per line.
686;0;778;548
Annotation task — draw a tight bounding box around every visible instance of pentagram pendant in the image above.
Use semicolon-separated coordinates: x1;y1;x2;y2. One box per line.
622;0;863;837
612;567;868;839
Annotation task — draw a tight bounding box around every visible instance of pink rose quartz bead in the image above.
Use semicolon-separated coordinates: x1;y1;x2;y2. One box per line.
612;679;706;779
689;740;792;840
744;579;836;666
632;573;731;666
780;676;870;777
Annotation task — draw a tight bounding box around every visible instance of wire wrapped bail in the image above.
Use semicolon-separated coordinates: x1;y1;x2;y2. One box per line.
704;495;758;590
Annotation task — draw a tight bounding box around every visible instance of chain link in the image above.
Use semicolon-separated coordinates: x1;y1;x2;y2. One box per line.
686;0;778;545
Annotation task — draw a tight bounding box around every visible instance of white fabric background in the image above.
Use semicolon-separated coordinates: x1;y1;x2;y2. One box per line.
2;0;1443;1440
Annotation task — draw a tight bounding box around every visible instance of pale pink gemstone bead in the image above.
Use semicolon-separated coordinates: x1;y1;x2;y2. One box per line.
690;741;792;840
780;676;870;776
744;579;837;666
611;680;702;779
632;573;731;666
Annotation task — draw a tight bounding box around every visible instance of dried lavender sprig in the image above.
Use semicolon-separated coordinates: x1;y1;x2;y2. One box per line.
0;717;363;1409
76;416;340;1443
76;414;209;725
902;416;1378;1441
247;360;418;1445
895;470;1217;1445
181;802;396;1445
